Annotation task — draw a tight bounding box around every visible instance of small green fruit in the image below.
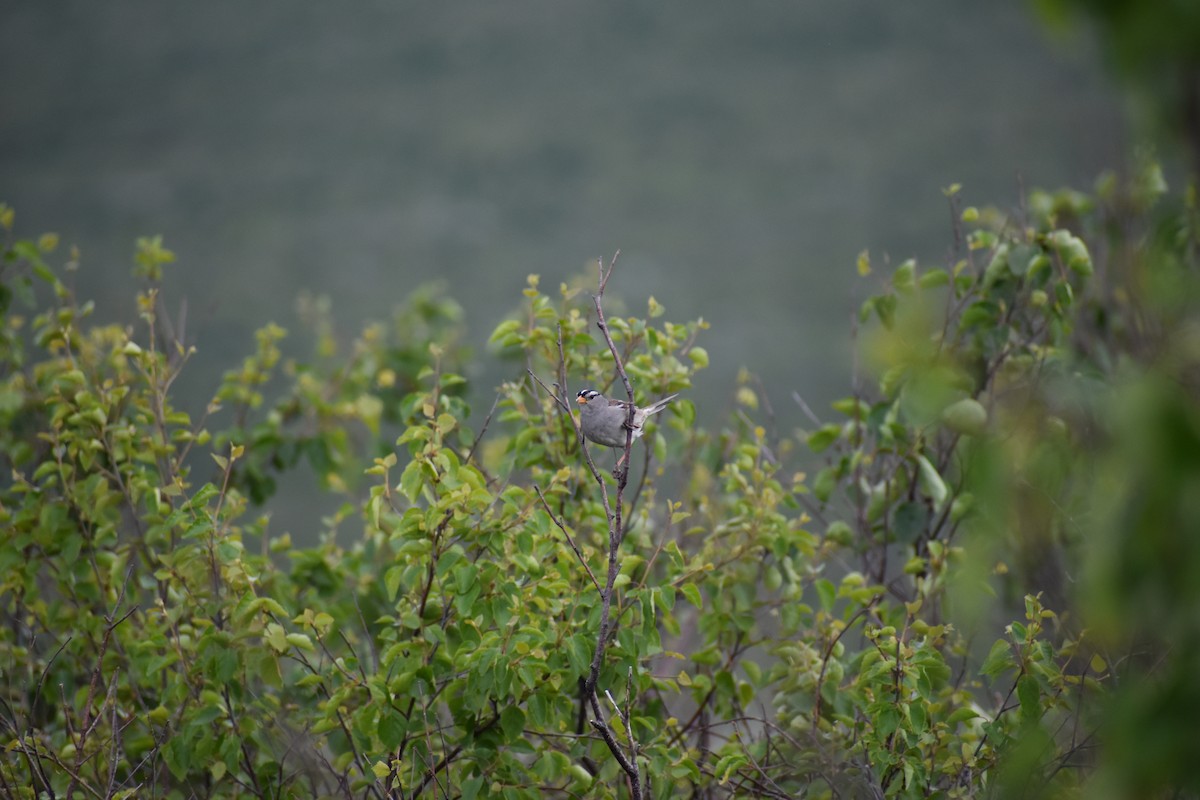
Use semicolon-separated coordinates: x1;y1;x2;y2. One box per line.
941;398;988;436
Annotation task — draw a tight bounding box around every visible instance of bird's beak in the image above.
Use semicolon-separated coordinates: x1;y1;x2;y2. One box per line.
576;395;588;404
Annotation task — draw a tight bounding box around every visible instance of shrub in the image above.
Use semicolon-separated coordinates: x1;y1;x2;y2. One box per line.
1;161;1197;799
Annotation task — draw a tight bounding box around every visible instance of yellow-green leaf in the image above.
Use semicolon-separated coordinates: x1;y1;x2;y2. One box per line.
856;249;871;276
285;633;315;652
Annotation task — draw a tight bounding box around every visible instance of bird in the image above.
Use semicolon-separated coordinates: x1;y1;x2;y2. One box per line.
575;389;678;452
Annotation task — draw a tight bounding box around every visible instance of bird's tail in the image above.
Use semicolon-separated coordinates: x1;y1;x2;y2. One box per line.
643;393;679;416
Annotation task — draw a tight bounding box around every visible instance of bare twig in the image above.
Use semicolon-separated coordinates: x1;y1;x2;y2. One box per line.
527;368;570;413
812;599;879;732
792;391;823;428
534;484;602;594
628;432;654;518
587;692;640;790
620;668;644;794
730;713;790;800
464;390;501;466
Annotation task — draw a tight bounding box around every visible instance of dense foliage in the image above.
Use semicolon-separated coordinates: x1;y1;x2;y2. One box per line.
2;161;1198;798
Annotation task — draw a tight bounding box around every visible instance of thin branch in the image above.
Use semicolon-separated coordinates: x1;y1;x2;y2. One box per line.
578;252;644;800
584;254;632;695
812;599;879;732
730;714;790;800
587;692;641;795
534;484;602;594
619;668;643;793
464;390;501;466
527;368;570;413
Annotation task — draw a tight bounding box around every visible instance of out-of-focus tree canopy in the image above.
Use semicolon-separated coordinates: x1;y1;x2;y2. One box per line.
1035;0;1200;170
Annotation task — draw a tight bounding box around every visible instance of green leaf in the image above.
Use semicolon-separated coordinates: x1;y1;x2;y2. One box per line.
894;259;916;292
265;624;289;653
806;424;842;453
681;583;703;610
379;711;405;749
981;639;1016;678
815;578;836;613
567;637;591;674
824;520;853;546
163;735;192;780
960;299;998;329
859;296;876;323
983;243;1012;286
714;752;749;782
453;563;478;594
1017;674;1041;722
856;249;871;276
830;396;869;418
286;633;315;652
737;679;755;708
385;565;405;601
947;707;981;725
499;705;525;741
874;293;897;328
1049;229;1093;276
813;465;838;503
568;764;595;789
1026;252;1052;284
915;454;947;508
398;459;424;503
875;704;901;737
1055;280;1074;308
909;701;928;733
892;502;928;544
488;318;521;345
918;268;949;288
764;565;783;591
461;777;485;800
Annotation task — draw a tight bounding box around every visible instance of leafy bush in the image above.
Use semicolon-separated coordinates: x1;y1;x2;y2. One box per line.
1;162;1197;799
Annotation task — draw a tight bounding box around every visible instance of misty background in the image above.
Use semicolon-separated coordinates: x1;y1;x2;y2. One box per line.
2;2;1127;533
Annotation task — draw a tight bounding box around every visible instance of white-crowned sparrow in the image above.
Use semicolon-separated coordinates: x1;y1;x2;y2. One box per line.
575;389;678;449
